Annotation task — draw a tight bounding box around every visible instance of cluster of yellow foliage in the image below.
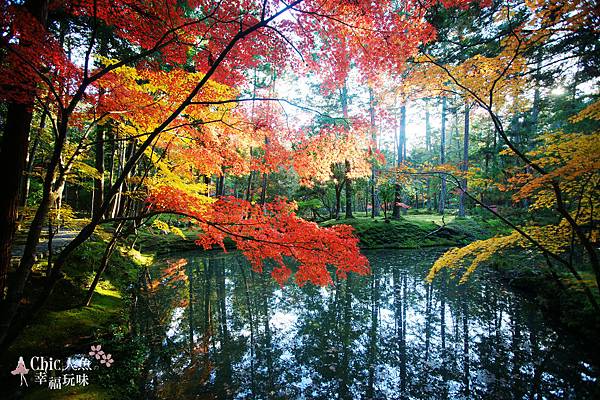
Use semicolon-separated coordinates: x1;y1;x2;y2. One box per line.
151;219;186;240
408;34;528;113
524;0;598;34
427;231;521;284
429;99;600;283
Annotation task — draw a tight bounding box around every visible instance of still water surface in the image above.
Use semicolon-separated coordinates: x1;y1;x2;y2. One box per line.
134;249;599;399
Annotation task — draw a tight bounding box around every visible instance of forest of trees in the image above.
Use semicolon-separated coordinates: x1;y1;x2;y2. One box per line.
0;0;598;374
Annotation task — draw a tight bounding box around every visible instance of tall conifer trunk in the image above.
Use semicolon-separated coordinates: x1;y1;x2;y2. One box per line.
392;104;406;219
438;97;447;215
459;103;470;217
341;84;354;219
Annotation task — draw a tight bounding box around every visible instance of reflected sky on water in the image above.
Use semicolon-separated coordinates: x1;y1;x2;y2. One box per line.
133;249;599;399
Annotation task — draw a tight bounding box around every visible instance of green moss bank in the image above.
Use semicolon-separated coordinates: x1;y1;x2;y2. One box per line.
321;214;509;249
2;240;150;399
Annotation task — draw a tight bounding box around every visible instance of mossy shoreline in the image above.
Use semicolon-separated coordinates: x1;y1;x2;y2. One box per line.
321;214;509;249
1;240;150;399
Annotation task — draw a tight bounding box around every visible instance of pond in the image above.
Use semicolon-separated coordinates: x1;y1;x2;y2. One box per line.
132;249;599;399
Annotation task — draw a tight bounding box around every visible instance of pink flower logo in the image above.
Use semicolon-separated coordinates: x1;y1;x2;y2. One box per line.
100;353;114;367
89;345;104;360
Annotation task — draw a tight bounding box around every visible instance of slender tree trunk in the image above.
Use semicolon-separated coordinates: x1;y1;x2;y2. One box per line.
260;136;268;206
459;103;470;217
340;83;354;219
245;171;254;202
217;173;225;197
93;126;105;218
20;110;45;206
335;181;344;219
344;160;353;219
392;104;406;219
110;140;126;218
83;222;124;306
425;100;433;211
260;173;267;205
439;97;447;214
369;88;380;218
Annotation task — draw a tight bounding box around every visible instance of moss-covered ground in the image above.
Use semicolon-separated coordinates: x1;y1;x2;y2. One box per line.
321;214;510;249
2;238;151;399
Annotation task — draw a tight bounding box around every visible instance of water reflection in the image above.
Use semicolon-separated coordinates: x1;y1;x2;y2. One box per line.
133;249;599;399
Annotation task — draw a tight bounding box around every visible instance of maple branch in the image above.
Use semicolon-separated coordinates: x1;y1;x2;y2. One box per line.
101;210;327;253
83;0;99;81
264;24;305;63
54;0;308;264
288;4;388;33
488;36;522;109
413;169;599;307
61;112;111;174
420;54;548;178
190;96;334;118
408;169;600;310
261;0;269;21
66;7;226;116
162;115;232;133
4;45;65;109
33;97;60;140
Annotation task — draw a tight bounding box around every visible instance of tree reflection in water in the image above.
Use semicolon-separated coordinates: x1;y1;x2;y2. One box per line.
133;249;599;399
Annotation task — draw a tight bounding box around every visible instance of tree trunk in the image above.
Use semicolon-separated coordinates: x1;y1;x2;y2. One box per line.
335;181;344;219
392;104;406;219
438;97;447;215
425;99;432;211
260;173;267;205
0;104;34;297
20;110;45;206
83;222;124;306
110;139;126;218
217;173;225;197
344;160;354;219
369;88;380;217
459;102;470;217
341;83;353;219
92;126;105;218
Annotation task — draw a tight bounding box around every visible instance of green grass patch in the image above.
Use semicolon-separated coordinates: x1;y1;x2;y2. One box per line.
5;238;145;364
